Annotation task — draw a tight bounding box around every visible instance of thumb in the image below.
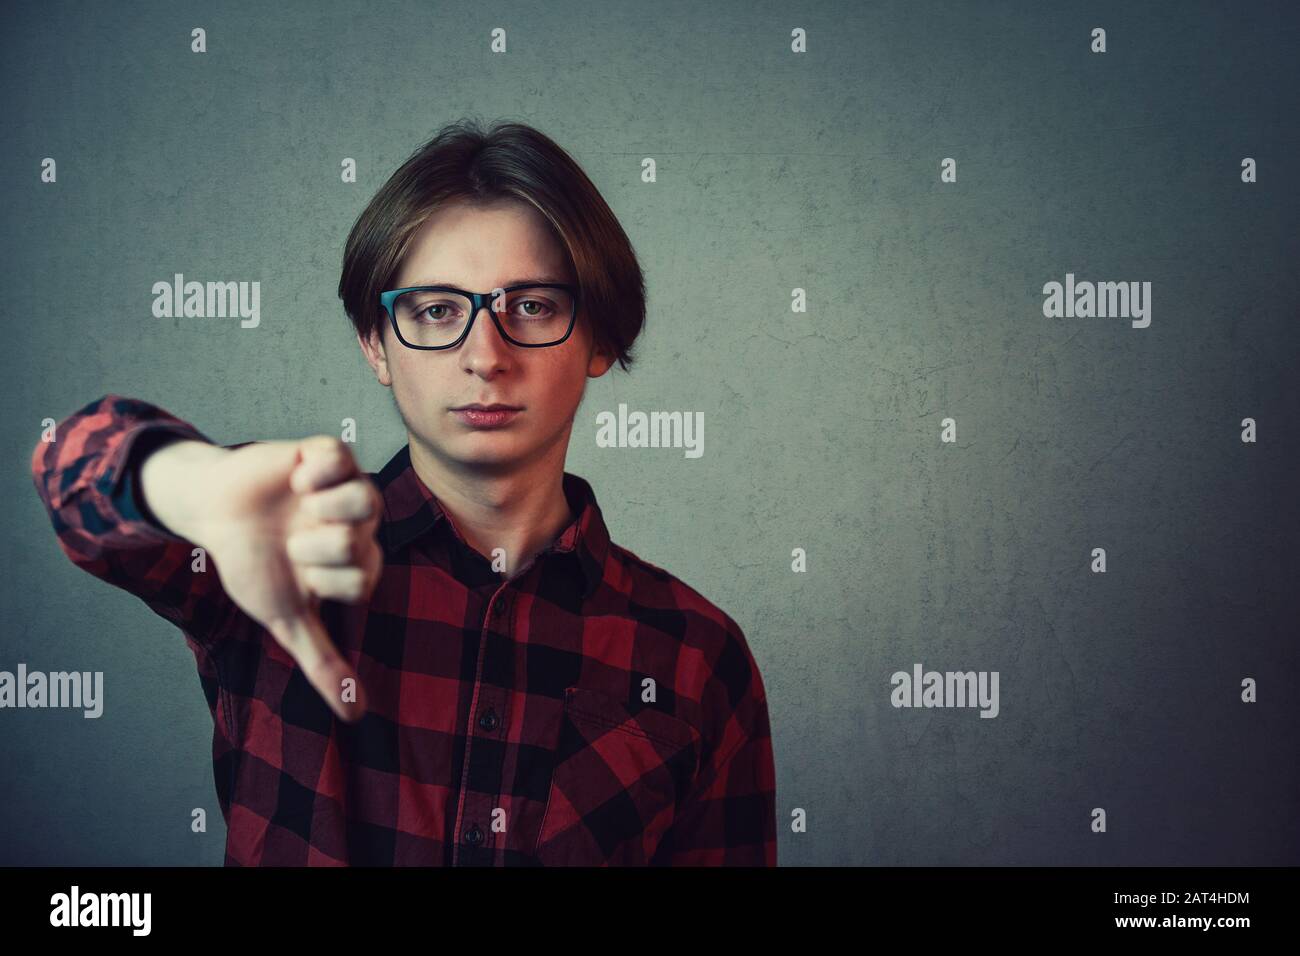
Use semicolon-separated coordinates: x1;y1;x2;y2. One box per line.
267;607;368;723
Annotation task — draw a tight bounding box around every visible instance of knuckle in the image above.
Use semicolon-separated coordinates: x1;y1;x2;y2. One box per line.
297;567;322;595
324;448;349;474
307;435;349;468
315;434;345;454
285;532;310;562
347;481;372;517
324;568;364;601
331;526;355;560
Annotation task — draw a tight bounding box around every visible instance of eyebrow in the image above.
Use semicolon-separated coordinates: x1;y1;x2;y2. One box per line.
405;276;570;288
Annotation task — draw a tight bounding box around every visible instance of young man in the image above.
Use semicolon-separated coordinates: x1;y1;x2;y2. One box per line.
30;118;776;866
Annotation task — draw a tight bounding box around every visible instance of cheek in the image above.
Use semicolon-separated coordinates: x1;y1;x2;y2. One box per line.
391;357;449;410
541;354;590;405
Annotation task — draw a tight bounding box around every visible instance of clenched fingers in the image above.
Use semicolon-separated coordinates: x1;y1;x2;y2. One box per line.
300;476;381;524
298;553;383;603
286;522;379;567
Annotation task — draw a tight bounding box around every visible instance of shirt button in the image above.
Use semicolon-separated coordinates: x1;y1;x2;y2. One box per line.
463;824;484;846
478;708;499;732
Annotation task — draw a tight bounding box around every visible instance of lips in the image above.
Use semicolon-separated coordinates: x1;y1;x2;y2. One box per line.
450;405;522;429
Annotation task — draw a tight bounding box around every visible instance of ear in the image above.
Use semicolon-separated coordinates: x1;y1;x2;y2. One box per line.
358;328;393;387
587;344;616;378
582;313;616;378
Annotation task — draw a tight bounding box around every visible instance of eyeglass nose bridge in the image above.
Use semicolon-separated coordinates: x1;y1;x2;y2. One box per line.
457;291;512;347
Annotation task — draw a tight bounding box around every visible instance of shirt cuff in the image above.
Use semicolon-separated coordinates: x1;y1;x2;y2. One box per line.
111;426;208;535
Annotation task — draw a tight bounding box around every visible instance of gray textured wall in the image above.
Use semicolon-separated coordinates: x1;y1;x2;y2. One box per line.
2;0;1297;865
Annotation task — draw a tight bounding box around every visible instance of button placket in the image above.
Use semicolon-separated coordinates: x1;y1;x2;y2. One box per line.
478;593;508;734
450;587;514;864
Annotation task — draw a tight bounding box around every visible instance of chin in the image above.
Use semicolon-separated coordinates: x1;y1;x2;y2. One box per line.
447;434;524;462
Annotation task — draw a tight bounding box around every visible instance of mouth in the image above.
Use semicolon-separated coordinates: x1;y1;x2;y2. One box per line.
449;404;523;429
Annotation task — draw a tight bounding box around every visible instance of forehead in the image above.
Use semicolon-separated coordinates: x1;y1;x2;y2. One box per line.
395;198;573;288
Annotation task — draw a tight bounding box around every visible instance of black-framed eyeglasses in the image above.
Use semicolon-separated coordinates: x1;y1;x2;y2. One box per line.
378;283;579;350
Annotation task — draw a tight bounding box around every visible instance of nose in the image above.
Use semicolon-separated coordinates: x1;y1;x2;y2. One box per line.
458;301;513;375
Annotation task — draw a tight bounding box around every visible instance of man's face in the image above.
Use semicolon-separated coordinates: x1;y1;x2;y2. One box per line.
360;198;614;475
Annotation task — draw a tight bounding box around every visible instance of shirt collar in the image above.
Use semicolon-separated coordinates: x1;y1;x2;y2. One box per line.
372;445;610;598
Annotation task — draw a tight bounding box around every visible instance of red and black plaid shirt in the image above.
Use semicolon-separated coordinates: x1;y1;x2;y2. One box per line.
30;395;777;866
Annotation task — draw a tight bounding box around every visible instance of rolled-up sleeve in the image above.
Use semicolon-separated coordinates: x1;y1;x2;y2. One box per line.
30;393;236;652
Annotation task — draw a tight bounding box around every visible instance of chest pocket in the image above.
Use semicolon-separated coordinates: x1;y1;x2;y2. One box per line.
535;686;701;865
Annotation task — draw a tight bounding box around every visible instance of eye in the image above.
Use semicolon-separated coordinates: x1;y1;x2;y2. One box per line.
515;298;553;318
413;299;462;322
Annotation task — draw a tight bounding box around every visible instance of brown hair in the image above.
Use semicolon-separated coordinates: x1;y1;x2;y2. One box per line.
338;116;646;372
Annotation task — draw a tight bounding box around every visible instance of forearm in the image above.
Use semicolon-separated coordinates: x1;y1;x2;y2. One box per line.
138;438;230;545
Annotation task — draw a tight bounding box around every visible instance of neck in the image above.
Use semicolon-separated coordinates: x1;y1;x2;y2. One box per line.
407;438;575;580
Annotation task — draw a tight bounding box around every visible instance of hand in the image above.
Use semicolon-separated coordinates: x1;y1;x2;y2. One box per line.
144;435;381;722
